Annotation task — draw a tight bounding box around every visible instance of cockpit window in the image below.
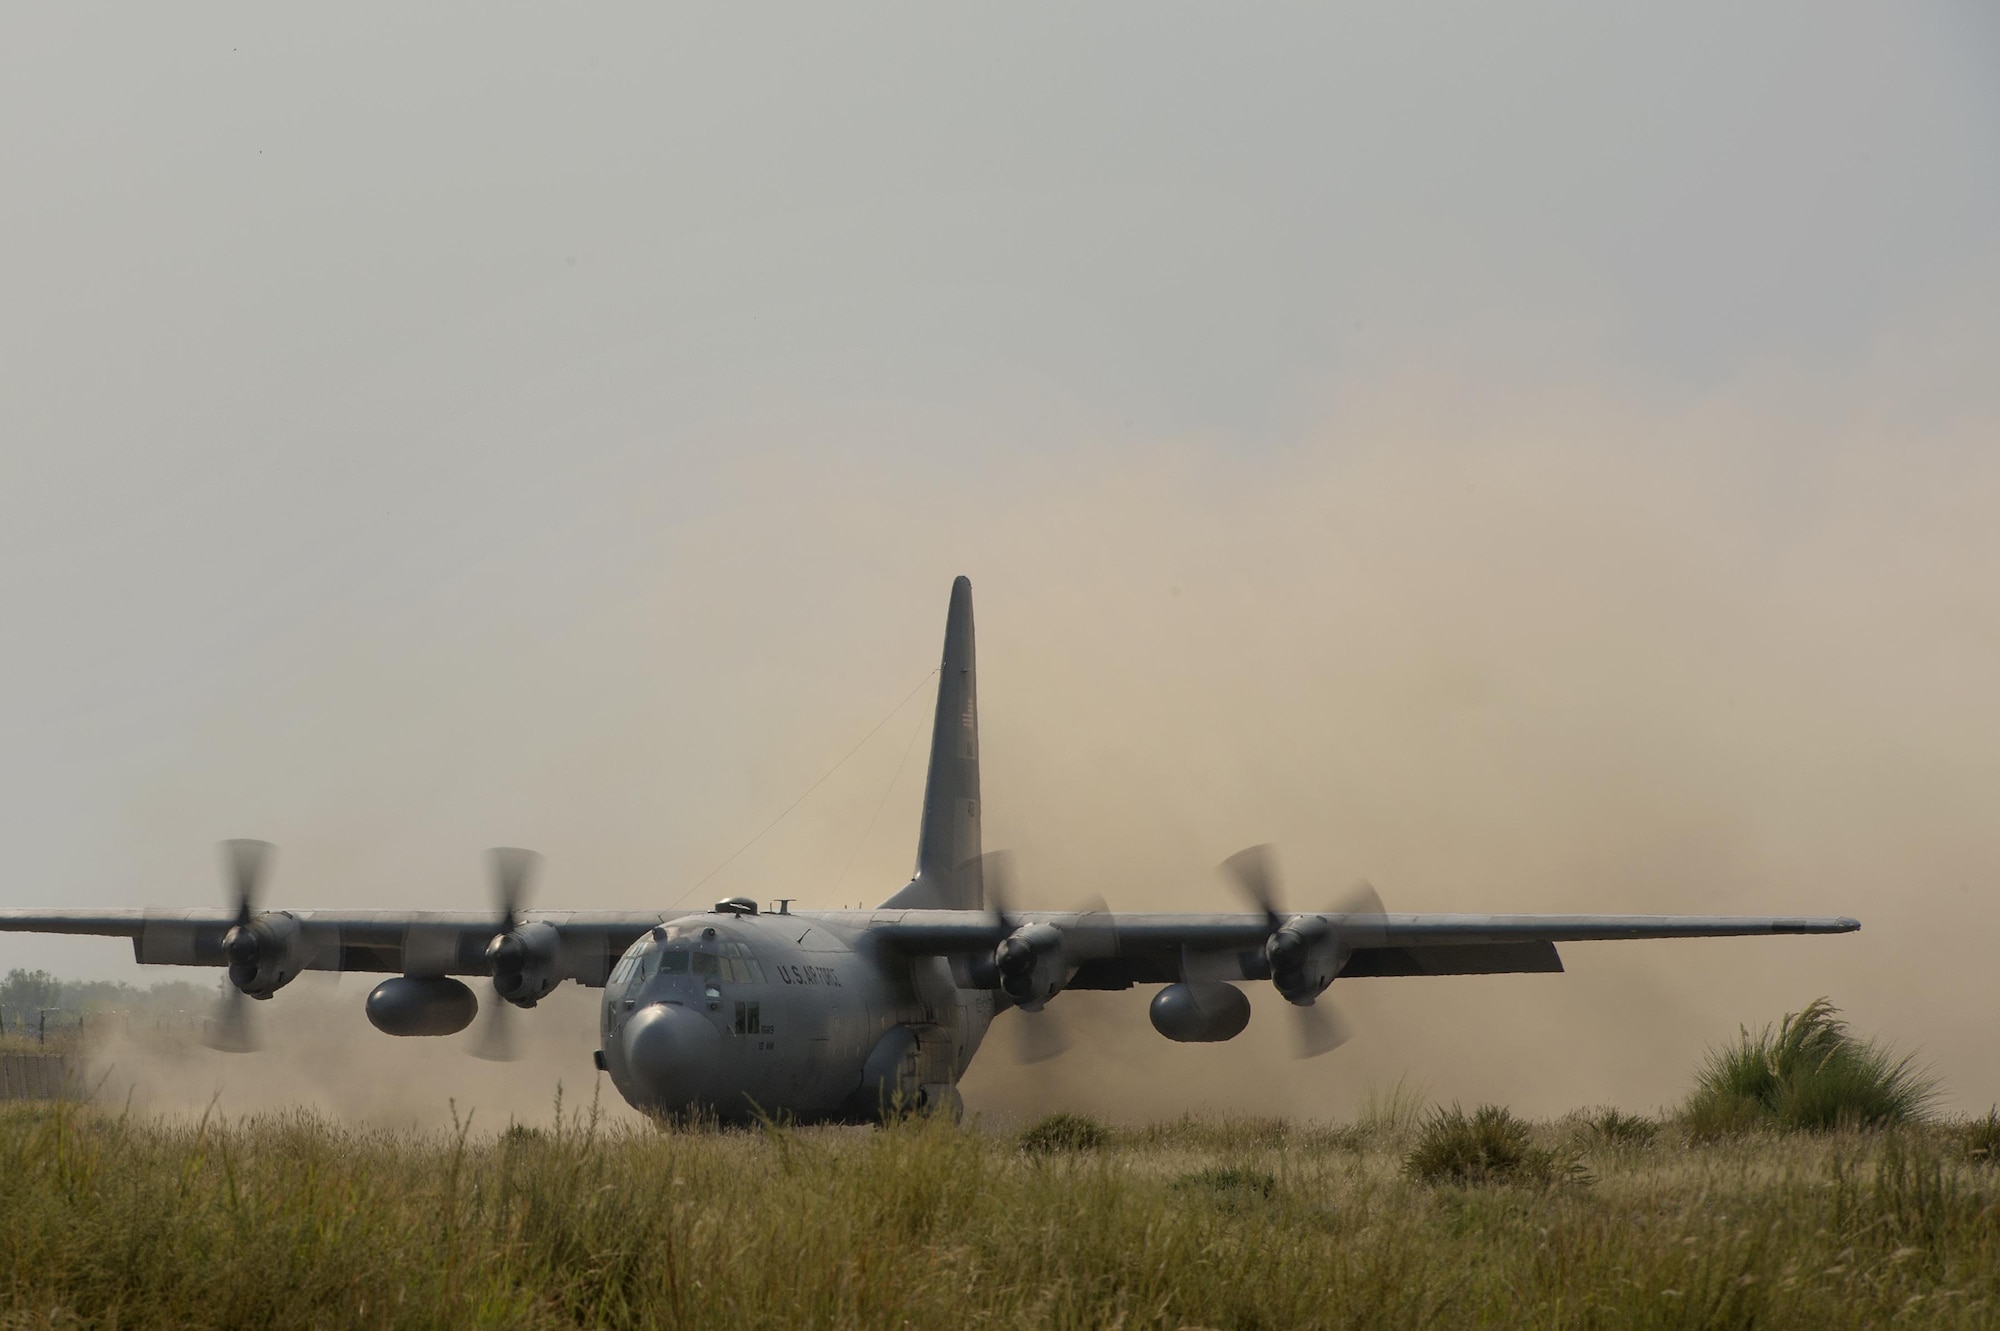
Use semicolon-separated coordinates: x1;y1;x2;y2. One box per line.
610;939;702;991
610;939;655;987
715;941;765;983
623;940;763;985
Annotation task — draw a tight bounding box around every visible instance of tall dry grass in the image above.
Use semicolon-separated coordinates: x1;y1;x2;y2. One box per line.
1684;998;1940;1136
3;1097;1999;1329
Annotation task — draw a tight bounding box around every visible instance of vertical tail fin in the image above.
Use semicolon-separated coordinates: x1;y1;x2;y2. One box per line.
881;576;982;910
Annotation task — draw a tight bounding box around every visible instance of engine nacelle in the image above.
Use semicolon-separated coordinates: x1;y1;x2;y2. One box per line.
365;976;479;1036
1266;916;1338;1005
1150;982;1252;1042
993;922;1070;1005
486;920;564;1007
222;911;310;999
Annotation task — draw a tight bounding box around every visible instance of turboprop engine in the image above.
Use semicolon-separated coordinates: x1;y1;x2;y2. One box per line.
993;921;1070;1005
971;852;1114;1012
131;838;315;1052
486;920;564;1006
221;910;313;999
1218;843;1389;1057
1263;916;1339;1005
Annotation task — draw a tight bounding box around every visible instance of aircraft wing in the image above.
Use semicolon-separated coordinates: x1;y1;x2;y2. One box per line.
0;908;686;987
0;904;1859;991
868;909;1861;987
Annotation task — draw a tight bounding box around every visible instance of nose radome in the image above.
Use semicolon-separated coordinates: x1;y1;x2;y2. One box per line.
621;1003;720;1110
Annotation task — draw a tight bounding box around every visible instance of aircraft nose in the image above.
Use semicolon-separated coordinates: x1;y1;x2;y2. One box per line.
621;1003;720;1110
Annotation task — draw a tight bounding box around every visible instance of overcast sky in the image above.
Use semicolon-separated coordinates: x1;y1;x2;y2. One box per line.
3;4;1997;1119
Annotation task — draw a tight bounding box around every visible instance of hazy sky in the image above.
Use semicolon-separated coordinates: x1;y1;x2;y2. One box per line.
3;4;1997;1122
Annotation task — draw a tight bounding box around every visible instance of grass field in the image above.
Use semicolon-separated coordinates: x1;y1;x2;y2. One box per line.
3;1094;1999;1330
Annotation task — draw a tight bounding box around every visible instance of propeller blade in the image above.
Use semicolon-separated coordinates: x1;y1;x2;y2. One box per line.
203;985;259;1054
302;923;344;974
222;839;272;924
1220;843;1282;926
1290;997;1351;1059
1222;845;1382;1055
979;849;1017;934
470;991;519;1062
489;847;540;932
472;848;542;1059
1331;877;1388;950
1303;877;1386;1053
1065;896;1116;962
1010;1004;1070;1065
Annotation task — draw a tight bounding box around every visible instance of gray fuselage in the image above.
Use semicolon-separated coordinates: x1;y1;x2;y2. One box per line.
598;909;994;1123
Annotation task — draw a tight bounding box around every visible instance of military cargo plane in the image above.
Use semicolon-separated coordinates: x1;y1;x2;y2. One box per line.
0;578;1858;1122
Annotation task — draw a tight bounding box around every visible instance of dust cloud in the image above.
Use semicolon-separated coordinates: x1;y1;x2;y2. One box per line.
80;982;644;1133
948;365;2000;1122
81;320;2000;1130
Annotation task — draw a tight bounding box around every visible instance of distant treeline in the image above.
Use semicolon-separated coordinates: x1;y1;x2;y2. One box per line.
0;968;216;1032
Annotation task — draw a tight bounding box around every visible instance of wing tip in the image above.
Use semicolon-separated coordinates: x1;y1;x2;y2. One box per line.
1772;916;1862;934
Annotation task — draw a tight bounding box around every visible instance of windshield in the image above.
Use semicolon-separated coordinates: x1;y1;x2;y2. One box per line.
718;941;764;983
608;937;765;991
608;944;645;988
608;940;695;991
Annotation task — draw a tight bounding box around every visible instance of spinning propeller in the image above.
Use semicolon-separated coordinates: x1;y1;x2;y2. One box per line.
471;847;542;1062
980;850;1112;1065
1219;843;1386;1058
139;839;343;1053
206;838;273;1053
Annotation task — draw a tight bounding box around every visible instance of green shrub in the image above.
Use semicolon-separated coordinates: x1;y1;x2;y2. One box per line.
1682;998;1938;1135
1018;1111;1110;1154
1582;1107;1658;1148
1404;1104;1581;1188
